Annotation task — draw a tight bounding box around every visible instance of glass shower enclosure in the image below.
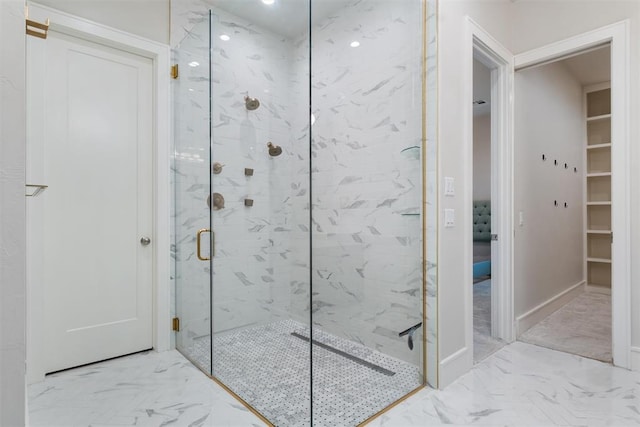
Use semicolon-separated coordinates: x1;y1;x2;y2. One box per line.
173;0;426;425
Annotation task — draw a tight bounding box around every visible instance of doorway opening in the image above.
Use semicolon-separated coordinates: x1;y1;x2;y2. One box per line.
515;45;613;363
472;58;506;363
464;19;515;370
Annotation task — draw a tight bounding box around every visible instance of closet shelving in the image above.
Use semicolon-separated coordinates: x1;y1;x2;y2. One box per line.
585;85;612;290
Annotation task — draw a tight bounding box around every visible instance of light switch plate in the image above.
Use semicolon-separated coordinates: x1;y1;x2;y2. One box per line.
444;177;455;196
444;208;455;227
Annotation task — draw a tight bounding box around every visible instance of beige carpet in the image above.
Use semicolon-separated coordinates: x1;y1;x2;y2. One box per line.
519;291;612;362
473;280;506;363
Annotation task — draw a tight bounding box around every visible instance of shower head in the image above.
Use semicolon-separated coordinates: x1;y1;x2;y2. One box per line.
267;142;282;157
244;95;260;110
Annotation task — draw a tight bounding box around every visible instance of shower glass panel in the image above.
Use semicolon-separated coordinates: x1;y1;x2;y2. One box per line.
173;18;213;375
173;0;426;425
208;3;312;425
310;0;425;424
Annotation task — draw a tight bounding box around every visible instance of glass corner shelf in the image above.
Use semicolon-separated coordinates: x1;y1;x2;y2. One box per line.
400;145;420;153
400;145;420;160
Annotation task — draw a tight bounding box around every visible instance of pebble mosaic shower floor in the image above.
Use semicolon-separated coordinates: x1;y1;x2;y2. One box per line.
184;319;422;426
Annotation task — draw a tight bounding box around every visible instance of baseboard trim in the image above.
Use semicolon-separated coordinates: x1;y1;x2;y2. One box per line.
438;346;471;389
516;280;586;337
631;347;640;372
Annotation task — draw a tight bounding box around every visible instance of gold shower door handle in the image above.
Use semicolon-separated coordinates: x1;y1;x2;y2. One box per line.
196;228;213;261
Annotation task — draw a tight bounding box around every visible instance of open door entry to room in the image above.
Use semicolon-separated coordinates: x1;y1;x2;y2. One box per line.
513;21;631;368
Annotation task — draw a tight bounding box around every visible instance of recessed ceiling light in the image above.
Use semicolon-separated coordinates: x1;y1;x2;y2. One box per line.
188;61;199;67
262;0;275;4
350;41;360;48
220;34;230;41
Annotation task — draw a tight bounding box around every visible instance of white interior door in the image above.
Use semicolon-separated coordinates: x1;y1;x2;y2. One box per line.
27;29;154;374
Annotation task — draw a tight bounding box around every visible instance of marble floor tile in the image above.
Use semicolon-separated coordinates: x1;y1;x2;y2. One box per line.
368;341;640;426
29;340;640;427
28;350;264;427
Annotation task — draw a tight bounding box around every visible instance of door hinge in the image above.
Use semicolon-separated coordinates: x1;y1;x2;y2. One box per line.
25;6;50;39
171;64;179;79
172;317;180;332
491;234;498;241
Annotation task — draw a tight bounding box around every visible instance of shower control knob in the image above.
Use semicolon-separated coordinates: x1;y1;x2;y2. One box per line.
140;237;151;246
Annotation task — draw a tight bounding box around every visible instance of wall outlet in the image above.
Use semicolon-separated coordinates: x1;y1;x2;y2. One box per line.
444;177;455;196
444;208;455;227
519;211;524;226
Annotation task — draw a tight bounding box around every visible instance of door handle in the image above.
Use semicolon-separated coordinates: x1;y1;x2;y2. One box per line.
197;228;212;261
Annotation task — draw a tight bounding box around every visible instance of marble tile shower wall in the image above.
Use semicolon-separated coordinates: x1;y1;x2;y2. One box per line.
302;0;425;364
425;0;438;387
173;6;308;344
286;36;313;326
208;9;303;331
171;0;434;369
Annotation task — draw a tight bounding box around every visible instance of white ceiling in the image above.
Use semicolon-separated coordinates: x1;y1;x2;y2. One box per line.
211;0;355;38
561;46;611;86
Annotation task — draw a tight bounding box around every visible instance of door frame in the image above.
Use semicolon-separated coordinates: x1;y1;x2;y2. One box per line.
26;3;171;383
463;17;515;367
514;21;631;369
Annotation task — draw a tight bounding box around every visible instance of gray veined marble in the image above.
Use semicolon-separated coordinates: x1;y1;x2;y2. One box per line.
28;350;264;427
172;0;427;375
28;340;640;427
424;0;439;388
368;341;640;427
171;0;432;423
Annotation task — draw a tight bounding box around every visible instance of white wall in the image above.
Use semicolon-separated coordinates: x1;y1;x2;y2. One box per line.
437;0;512;385
0;0;26;424
473;58;491;116
514;61;584;320
473;58;491;201
33;0;169;43
473;114;491;201
438;0;640;387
